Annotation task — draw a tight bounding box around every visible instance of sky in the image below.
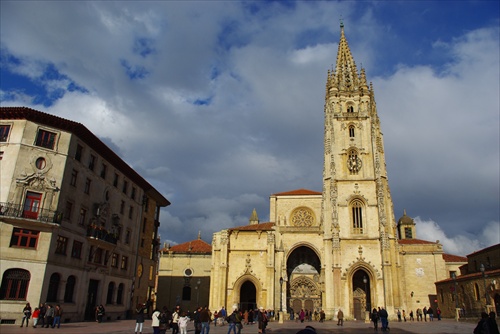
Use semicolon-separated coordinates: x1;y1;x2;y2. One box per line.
1;1;499;257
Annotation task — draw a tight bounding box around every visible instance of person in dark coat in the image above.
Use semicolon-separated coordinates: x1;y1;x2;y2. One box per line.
135;303;147;334
371;308;379;331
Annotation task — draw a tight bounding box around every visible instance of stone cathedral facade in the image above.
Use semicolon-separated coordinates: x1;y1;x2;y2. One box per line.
168;26;467;320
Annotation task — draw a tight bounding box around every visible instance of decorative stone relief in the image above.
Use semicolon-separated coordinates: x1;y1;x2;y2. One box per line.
291;207;315;227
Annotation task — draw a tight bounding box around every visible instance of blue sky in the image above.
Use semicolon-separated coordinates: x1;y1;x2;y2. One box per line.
1;1;499;256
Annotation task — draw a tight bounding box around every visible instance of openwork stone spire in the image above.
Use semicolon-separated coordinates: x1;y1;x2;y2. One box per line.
327;23;365;92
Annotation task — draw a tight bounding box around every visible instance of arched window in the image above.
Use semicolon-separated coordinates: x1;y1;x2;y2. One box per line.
0;269;30;300
46;273;60;302
474;283;481;301
349;125;355;138
116;283;124;305
106;282;115;304
182;286;191;301
347;105;354;113
64;275;76;302
350;199;364;234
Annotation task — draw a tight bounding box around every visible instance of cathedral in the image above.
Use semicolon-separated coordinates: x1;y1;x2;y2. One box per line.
158;25;466;320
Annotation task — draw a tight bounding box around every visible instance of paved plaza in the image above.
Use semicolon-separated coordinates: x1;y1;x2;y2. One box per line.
0;318;480;334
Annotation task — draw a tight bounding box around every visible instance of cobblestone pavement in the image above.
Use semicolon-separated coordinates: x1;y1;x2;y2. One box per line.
0;319;479;334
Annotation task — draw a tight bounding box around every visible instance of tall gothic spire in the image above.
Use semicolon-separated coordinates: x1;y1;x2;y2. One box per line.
329;23;362;92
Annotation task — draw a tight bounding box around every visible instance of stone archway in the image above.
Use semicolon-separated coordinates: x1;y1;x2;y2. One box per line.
286;245;322;314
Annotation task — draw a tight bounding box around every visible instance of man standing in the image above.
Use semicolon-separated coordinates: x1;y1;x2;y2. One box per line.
200;306;211;334
379;307;389;332
336;309;344;326
257;307;268;334
52;305;62;328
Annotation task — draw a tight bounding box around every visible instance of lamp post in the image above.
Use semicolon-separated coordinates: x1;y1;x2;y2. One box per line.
479;264;490;306
196;278;201;307
363;276;368;311
452;273;459;309
279;277;283;312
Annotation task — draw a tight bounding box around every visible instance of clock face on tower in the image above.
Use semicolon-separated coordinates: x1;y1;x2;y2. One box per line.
348;156;362;172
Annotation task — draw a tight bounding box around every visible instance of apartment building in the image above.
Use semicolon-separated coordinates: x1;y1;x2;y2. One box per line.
0;107;170;323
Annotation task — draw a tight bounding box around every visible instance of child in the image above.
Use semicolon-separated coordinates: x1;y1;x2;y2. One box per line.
178;311;190;334
32;308;40;328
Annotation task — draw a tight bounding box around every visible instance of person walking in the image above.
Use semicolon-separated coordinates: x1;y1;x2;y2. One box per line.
178;311;190;334
257;307;268;334
474;312;490;334
409;310;414;321
200;306;211;334
193;306;202;334
379;307;389;332
436;307;442;320
371;308;379;331
299;309;305;323
44;305;54;328
423;306;428;322
336;309;344;326
152;308;161;334
32;307;40;328
488;312;500;334
428;306;434;321
416;308;422;321
52;304;63;328
96;304;105;323
172;306;181;334
135;303;147;334
227;308;238;334
20;302;32;327
38;303;47;328
402;310;407;322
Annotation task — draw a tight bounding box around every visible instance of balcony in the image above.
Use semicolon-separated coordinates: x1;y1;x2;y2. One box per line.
0;202;62;225
86;224;118;245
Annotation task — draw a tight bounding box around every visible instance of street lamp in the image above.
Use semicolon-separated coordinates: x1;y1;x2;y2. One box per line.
196;278;201;306
363;276;368;311
279;277;283;312
452;273;459;309
479;264;491;306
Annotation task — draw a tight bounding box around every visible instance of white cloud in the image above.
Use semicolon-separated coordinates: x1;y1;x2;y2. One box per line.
415;217;499;256
1;1;498;255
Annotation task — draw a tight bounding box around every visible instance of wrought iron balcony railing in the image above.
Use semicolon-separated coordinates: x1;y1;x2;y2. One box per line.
86;224;118;245
0;202;62;224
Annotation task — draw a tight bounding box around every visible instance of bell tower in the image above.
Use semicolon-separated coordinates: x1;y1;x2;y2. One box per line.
321;23;400;314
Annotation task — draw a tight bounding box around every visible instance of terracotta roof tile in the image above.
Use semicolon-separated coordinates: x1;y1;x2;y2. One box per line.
398;238;436;245
229;222;275;231
162;239;212;254
272;189;321;196
442;253;467;263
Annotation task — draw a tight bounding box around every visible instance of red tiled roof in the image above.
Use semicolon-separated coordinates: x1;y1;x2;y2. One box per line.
272;189;321;196
398;238;436;245
442;253;467;263
229;222;275;231
162;239;212;254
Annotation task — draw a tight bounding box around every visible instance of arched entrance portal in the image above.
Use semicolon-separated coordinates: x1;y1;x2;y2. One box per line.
352;269;371;320
240;281;257;312
286;246;322;314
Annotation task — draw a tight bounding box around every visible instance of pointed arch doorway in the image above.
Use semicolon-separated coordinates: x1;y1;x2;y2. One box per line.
352;269;371;320
240;281;257;312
